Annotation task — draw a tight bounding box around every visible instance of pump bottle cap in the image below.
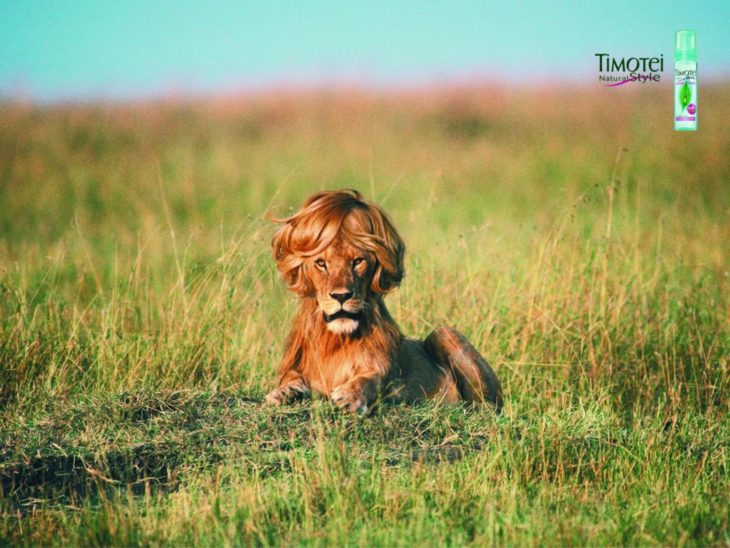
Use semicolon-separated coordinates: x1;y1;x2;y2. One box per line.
675;30;697;61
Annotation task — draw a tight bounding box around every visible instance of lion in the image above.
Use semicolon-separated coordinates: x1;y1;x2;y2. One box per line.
264;189;503;413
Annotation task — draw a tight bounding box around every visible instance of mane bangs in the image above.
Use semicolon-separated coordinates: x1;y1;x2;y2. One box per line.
287;212;344;258
277;193;374;259
338;206;385;252
272;189;404;295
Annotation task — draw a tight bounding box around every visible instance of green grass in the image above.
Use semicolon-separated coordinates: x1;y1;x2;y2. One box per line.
1;85;728;545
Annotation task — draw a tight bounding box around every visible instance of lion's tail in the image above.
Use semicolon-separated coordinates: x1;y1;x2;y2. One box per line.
424;326;503;413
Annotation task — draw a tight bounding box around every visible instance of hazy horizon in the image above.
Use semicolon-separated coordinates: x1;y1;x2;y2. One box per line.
2;0;729;102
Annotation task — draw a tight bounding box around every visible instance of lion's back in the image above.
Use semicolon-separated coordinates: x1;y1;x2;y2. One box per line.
387;339;460;402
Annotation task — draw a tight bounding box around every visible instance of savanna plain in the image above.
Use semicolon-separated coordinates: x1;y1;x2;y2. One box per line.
0;85;728;546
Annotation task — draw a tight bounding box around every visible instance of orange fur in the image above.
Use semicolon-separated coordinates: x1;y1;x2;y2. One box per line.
265;189;502;413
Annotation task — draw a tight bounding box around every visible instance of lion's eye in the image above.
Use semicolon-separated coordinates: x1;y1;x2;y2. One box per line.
353;257;365;267
314;259;327;270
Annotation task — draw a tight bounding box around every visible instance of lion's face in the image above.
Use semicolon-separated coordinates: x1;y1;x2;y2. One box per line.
272;189;405;336
308;238;373;334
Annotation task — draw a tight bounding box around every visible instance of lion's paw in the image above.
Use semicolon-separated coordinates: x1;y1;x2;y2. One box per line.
264;381;310;406
331;385;368;414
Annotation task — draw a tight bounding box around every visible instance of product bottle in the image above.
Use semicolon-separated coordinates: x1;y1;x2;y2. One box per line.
674;30;697;131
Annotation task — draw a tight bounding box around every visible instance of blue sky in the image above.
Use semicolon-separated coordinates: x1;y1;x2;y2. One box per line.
1;0;729;101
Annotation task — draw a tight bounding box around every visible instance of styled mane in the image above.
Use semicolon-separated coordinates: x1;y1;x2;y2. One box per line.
271;189;405;296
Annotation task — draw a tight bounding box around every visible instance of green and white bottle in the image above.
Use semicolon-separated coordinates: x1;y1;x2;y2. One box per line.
674;30;697;131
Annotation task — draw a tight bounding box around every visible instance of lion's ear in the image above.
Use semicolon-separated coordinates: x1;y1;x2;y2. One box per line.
272;222;314;297
370;207;405;294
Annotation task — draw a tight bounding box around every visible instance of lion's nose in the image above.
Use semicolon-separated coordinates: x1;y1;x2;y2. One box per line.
330;290;353;304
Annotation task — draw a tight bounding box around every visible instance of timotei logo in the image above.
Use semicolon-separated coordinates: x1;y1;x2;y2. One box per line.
595;53;664;86
675;67;697;80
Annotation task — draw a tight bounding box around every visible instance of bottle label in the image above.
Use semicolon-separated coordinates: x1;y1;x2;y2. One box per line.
674;60;697;129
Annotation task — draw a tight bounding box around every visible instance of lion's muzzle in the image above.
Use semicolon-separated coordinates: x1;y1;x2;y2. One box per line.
322;306;362;334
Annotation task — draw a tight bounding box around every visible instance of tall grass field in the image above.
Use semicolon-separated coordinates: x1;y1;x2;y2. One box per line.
1;85;728;545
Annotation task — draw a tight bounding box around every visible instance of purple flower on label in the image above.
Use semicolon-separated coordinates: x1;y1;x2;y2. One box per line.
687;103;696;115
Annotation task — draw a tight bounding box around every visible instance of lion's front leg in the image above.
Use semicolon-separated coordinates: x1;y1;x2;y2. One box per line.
264;370;310;406
331;376;380;414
